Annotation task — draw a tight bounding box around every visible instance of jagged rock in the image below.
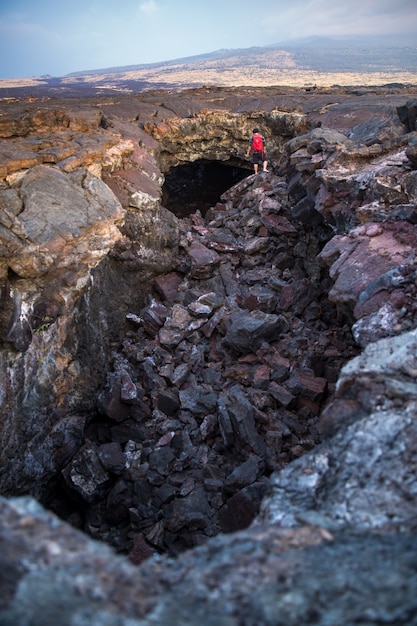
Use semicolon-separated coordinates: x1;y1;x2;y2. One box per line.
2;491;417;625
136;297;168;334
179;386;217;416
406;140;417;168
97;442;126;474
261;328;417;532
261;212;298;234
225;385;267;457
62;444;110;503
223;456;259;492
222;309;289;354
97;372;132;422
348;115;405;145
0;140;41;177
153;271;183;302
185;240;221;278
144;109;308;171
218;487;261;532
287;368;327;397
269;381;295;407
397;99;417;132
128;534;155;565
319;223;417;311
157;389;180;416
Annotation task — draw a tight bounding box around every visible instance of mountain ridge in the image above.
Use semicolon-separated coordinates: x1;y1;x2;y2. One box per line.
66;34;417;78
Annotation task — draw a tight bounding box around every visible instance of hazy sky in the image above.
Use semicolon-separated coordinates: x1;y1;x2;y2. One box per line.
1;0;416;79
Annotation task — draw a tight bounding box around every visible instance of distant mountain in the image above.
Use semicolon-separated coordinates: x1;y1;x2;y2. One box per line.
66;34;417;78
66;47;270;77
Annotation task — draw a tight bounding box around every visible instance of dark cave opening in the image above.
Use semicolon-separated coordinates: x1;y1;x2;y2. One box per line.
162;159;250;217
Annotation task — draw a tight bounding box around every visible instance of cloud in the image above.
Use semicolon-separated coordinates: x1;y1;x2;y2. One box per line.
260;0;417;41
139;1;158;15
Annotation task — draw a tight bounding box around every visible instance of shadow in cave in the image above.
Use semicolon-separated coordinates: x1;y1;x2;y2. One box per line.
162;159;250;218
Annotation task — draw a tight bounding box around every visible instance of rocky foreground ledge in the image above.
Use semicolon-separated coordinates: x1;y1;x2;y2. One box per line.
2;325;417;625
1;86;417;623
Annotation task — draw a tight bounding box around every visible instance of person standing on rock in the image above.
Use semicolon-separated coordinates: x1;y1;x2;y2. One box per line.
247;128;269;174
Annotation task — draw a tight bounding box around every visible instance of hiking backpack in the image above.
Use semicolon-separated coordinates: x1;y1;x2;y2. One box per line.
252;134;264;152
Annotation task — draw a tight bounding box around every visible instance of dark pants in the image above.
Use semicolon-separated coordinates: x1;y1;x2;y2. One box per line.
252;150;265;165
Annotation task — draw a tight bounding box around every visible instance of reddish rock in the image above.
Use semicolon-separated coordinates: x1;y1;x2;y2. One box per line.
139;298;169;334
153;272;184;302
97;374;131;422
320;224;417;309
269;381;295;407
252;363;271;389
287;368;328;400
128;534;154;565
262;349;291;381
261;213;297;234
5;86;417;566
186;241;221;278
219;490;257;533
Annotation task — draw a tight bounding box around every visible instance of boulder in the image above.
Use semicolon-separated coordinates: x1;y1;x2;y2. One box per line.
222;309;289;354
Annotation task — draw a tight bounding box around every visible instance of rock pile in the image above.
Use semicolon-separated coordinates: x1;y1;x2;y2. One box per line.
56;169;358;556
53;99;417;559
285;110;417;348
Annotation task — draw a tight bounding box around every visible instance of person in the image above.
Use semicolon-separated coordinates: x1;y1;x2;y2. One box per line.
247;128;269;174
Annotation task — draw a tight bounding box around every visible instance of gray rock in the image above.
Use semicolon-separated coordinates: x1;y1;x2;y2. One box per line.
222;309;288;354
261;329;417;531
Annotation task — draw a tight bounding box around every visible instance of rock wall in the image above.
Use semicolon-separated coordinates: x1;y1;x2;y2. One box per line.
144;109;308;171
0;101;175;495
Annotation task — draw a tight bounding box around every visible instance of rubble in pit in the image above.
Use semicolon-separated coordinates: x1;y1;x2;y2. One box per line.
53;170;358;558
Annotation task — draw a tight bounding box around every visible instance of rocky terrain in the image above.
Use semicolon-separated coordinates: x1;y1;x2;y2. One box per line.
1;84;417;623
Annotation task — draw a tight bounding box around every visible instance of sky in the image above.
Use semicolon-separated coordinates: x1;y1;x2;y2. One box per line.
0;0;416;79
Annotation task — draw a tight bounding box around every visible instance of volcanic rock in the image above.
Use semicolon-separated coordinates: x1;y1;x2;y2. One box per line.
1;85;417;623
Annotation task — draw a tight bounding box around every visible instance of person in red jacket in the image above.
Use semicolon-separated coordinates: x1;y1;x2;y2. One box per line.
247;128;269;174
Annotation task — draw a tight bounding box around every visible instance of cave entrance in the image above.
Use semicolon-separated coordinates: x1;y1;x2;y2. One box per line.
162;159;250;217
